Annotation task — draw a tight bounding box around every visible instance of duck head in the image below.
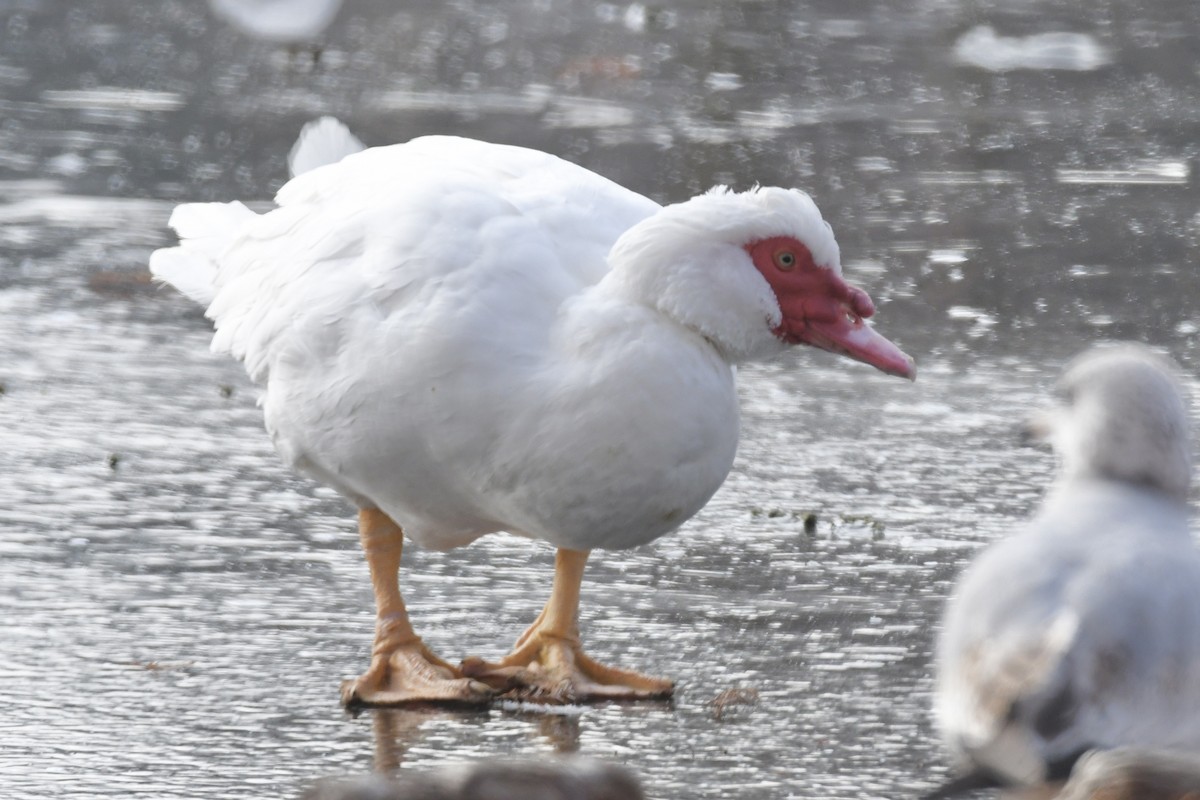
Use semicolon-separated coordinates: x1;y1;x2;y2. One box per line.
607;186;915;378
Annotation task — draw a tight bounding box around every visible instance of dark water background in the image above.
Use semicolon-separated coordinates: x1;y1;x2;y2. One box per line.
2;1;1200;798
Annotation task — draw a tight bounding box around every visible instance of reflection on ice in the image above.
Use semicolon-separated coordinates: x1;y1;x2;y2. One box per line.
916;170;1018;185
370;86;552;116
927;249;971;266
953;25;1112;72
544;96;637;129
703;72;744;92
946;306;998;338
854;156;894;174
0;194;172;226
39;88;187;112
45;153;89;177
1056;161;1189;185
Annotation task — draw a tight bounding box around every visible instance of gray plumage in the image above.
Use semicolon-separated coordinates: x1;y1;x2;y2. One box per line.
932;343;1200;791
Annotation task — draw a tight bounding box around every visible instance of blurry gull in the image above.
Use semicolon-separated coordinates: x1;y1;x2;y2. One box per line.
954;25;1111;72
1055;747;1200;800
208;0;343;62
928;343;1200;797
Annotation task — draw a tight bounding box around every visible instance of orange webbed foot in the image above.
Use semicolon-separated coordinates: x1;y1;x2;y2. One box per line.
341;640;495;707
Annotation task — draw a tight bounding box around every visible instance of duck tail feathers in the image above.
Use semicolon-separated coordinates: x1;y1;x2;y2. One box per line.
149;201;257;306
287;116;365;177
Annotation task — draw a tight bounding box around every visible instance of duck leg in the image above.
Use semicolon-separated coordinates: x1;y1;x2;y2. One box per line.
461;548;674;703
340;509;494;707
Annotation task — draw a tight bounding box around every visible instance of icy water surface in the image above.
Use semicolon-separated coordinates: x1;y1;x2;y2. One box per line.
3;1;1200;798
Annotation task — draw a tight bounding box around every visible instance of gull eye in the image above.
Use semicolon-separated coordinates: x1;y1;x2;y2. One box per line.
774;250;797;271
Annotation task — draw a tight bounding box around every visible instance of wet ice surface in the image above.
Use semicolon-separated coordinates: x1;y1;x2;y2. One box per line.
3;1;1200;798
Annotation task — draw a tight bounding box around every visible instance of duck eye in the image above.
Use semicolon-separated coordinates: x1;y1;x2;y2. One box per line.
774;250;797;270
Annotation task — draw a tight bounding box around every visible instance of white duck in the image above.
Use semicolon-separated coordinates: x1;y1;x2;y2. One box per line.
930;343;1200;796
151;118;915;706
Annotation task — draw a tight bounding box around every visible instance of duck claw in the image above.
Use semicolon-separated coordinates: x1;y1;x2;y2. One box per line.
342;645;496;707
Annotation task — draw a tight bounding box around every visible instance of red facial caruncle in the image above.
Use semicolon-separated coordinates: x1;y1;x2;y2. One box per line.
745;236;915;379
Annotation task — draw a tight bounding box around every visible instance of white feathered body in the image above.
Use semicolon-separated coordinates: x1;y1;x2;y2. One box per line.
936;477;1200;784
153;136;754;552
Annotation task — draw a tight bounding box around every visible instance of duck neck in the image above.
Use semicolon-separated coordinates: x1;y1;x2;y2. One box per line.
596;240;784;366
589;271;733;363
